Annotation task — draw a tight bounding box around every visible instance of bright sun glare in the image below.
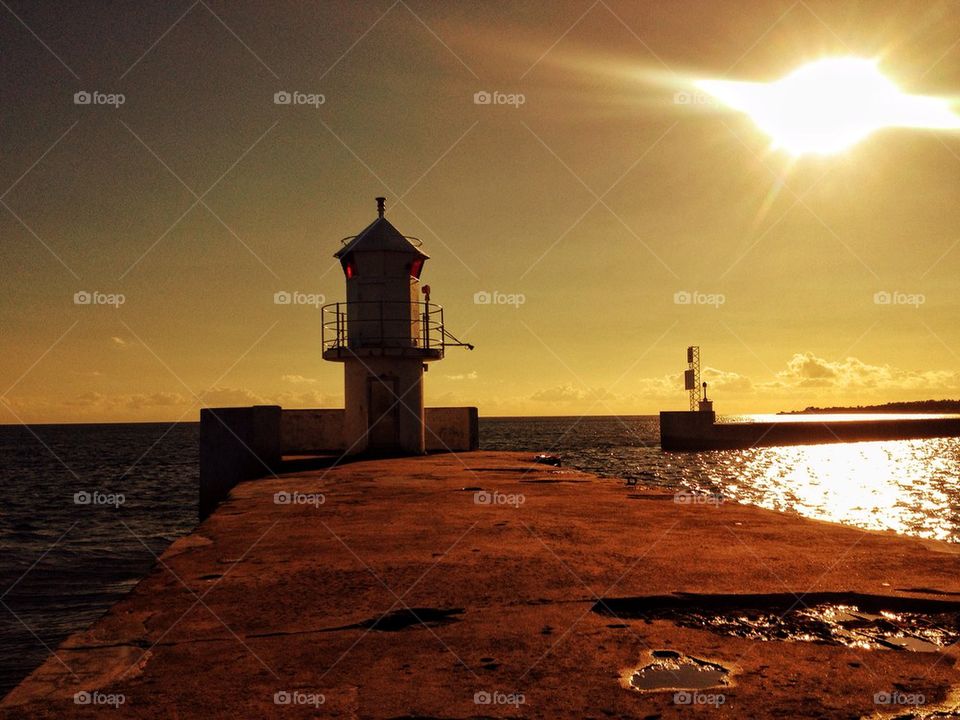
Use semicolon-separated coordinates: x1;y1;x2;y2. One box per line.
697;57;960;155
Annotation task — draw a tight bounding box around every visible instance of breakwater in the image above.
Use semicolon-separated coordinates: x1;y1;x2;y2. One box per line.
660;411;960;450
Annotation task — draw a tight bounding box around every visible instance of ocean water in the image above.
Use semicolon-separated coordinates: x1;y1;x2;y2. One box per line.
483;415;960;541
0;423;198;697
2;416;960;697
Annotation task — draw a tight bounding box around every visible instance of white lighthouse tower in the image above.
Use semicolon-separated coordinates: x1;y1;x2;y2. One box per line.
322;198;446;455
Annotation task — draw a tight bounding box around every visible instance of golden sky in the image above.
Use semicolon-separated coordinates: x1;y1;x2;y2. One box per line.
2;0;960;423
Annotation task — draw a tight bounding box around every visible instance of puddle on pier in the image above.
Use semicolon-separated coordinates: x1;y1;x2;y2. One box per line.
595;593;960;653
696;604;951;652
620;650;732;692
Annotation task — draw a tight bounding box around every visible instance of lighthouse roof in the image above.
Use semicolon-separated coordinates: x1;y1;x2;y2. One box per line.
335;216;428;259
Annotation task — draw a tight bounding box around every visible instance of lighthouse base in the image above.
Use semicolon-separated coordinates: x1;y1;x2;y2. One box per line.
343;357;426;456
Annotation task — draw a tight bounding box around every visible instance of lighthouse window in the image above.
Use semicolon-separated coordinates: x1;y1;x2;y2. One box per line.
342;258;358;278
409;258;425;279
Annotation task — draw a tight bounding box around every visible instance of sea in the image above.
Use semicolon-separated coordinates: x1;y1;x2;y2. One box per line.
2;415;959;697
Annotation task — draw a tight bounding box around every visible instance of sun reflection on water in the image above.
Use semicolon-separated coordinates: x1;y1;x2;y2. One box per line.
481;416;960;543
680;437;960;541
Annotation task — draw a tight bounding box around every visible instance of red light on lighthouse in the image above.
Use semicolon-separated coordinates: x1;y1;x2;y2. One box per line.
409;257;424;279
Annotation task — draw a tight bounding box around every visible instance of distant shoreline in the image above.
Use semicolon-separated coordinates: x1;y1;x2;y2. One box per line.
781;399;960;415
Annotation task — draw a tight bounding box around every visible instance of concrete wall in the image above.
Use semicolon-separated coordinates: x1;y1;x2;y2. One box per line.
425;407;479;452
199;405;281;520
281;409;344;453
199;405;479;519
276;406;479;454
659;410;717;451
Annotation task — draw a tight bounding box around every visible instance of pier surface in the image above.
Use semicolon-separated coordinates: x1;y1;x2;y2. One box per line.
4;451;960;718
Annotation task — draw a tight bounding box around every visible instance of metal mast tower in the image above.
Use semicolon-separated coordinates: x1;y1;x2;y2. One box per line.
684;346;701;411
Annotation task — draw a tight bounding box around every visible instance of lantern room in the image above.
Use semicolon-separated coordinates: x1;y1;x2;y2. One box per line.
323;197;441;359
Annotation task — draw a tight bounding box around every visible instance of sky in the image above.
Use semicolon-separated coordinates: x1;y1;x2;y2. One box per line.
2;0;960;423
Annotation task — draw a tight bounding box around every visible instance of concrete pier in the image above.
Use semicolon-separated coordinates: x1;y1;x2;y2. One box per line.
661;410;960;450
4;452;960;718
199;405;478;518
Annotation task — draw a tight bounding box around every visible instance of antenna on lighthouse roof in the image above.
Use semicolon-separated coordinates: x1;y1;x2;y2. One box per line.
376;196;385;219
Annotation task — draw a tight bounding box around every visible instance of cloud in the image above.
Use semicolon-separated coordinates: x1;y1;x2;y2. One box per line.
63;391;189;410
65;391;107;407
281;374;317;384
275;390;338;408
523;352;960;414
200;387;268;406
530;384;588;403
111;336;127;348
445;371;478;381
530;384;618;404
125;392;187;410
773;352;960;390
702;366;754;393
2;384;342;423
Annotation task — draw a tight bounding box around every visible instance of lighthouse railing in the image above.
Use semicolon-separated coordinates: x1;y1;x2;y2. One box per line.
321;301;445;356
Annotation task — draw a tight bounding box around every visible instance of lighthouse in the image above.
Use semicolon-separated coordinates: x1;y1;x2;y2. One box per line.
199;197;476;517
322;198;446;455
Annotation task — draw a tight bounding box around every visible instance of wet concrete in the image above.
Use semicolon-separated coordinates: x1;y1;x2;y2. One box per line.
4;451;960;718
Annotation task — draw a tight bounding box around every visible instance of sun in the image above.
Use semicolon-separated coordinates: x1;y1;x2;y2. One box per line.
696;57;960;155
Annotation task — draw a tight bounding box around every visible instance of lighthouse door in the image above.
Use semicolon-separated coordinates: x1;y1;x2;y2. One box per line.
366;375;400;452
